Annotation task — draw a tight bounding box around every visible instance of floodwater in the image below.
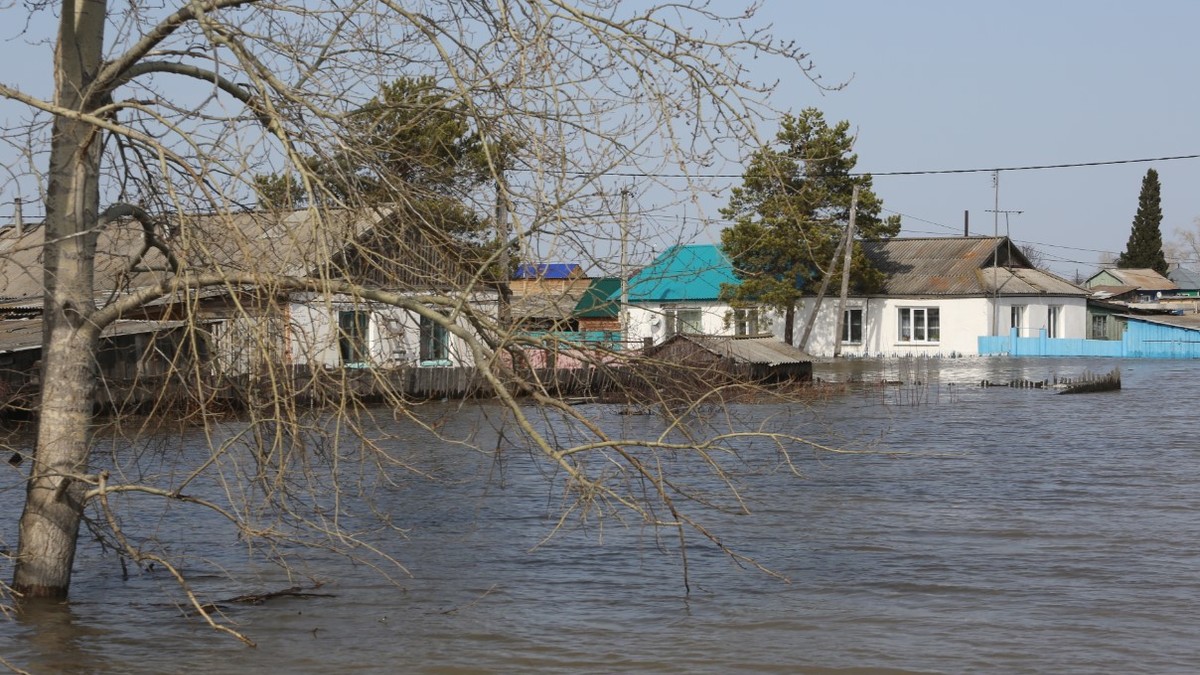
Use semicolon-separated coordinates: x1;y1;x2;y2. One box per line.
2;357;1200;673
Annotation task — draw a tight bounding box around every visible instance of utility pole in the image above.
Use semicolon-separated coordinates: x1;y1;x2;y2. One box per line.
620;186;631;344
798;228;847;351
984;206;1023;336
496;174;511;328
832;186;859;358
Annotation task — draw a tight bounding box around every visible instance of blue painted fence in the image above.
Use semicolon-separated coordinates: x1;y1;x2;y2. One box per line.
979;322;1200;358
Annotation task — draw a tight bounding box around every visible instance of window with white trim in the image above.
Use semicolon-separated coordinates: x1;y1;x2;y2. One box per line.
1011;305;1025;333
664;307;703;336
842;308;863;343
338;310;370;365
419;314;450;362
733;307;760;336
898;307;939;343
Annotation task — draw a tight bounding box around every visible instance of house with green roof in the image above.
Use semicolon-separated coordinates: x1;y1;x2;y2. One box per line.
616;244;763;344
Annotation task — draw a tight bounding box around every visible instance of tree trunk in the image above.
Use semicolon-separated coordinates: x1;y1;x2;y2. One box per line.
12;0;106;599
783;304;796;346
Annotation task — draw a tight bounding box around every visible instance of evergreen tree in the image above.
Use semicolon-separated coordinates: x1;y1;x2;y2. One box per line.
1117;168;1168;274
720;108;900;344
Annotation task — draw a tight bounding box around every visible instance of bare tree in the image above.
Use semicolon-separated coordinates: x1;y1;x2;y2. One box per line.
0;0;829;642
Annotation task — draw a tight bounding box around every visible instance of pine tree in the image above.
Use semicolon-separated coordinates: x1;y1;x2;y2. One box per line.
720;108;900;344
1117;169;1168;274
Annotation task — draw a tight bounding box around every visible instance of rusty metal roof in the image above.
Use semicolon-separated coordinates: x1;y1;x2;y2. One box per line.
1094;268;1177;291
861;236;1086;297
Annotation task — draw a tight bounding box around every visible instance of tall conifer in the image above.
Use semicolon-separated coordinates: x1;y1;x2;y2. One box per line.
1117;169;1168;274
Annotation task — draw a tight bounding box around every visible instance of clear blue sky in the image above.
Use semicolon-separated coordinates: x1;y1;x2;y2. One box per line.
720;0;1200;278
3;1;1198;280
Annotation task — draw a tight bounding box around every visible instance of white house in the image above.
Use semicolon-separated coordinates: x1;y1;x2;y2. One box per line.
620;244;756;344
790;236;1090;357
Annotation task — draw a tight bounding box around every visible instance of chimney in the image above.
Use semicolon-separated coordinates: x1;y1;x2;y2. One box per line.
13;197;22;234
963;210;969;237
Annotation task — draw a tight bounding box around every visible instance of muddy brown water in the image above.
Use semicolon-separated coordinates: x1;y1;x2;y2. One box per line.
2;357;1198;673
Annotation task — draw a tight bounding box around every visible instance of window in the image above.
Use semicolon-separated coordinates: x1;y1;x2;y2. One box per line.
1047;305;1061;338
1091;314;1109;339
1011;305;1025;333
664;307;703;336
419;314;449;362
898;307;939;343
842;308;863;343
733;308;760;336
338;310;370;365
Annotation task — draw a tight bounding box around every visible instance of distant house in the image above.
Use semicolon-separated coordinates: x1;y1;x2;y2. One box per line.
793;236;1090;357
1167;264;1200;294
507;262;591;331
1084;268;1177;303
0;207;499;386
1082;266;1200;317
619;244;758;344
573;277;622;333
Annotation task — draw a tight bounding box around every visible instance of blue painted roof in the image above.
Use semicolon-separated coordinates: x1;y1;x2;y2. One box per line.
622;244;739;303
514;263;581;280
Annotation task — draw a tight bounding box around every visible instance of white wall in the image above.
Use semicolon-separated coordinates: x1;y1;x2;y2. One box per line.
285;294;492;369
626;301;747;344
789;296;1088;357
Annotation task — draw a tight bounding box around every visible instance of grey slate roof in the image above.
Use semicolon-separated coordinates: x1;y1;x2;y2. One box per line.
861;236;1087;297
1168;265;1200;290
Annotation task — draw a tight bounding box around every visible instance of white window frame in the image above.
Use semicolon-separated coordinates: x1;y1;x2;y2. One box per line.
733;307;760;336
1047;305;1061;339
419;314;450;363
897;307;940;344
1011;305;1025;334
664;306;704;337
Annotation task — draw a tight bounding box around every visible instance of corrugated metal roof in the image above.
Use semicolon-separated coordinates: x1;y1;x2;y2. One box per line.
657;335;813;365
861;236;1086;297
1093;268;1177;291
509;290;582;321
1120;313;1200;331
573;277;621;318
624;244;737;302
1169;265;1200;290
1089;285;1138;300
978;267;1090;296
514;263;582;280
0;319;199;354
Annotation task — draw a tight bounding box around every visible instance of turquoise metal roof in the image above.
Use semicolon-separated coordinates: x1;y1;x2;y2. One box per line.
622;244;738;303
574;277;622;318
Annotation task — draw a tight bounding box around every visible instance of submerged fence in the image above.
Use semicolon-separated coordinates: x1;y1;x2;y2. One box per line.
979;323;1200;359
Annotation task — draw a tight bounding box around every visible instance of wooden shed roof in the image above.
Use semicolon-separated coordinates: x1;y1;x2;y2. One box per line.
646;334;813;366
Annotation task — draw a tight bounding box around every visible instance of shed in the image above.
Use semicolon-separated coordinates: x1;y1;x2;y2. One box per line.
642;334;813;384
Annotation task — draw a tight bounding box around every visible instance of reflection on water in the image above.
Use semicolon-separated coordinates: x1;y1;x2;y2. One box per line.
2;357;1199;673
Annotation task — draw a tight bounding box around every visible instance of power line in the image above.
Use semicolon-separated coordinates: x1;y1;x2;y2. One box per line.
588;152;1200;179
